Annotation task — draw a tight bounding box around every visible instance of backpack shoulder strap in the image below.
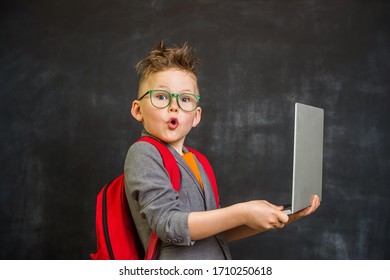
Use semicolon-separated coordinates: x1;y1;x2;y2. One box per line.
186;147;220;208
136;136;181;259
137;136;180;191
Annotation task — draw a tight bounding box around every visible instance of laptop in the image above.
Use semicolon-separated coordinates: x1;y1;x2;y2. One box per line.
283;102;324;214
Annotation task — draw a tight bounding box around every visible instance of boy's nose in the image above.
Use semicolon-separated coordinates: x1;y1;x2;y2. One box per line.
169;98;179;112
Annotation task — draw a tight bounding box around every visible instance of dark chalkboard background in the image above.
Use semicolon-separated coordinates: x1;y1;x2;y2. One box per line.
1;0;389;259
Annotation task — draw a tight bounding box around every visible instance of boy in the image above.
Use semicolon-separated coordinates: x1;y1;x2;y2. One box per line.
124;41;320;260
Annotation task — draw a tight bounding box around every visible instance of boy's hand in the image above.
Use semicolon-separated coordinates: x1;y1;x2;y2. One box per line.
243;200;289;231
287;194;321;224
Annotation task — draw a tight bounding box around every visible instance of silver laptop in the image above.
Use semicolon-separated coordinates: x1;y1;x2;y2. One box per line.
283;103;324;214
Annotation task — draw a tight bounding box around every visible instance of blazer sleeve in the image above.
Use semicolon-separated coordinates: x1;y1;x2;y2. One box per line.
124;141;192;246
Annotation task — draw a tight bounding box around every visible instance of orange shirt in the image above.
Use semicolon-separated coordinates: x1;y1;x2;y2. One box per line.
182;152;203;191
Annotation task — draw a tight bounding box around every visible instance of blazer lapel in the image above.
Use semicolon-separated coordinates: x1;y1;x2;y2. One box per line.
168;146;205;198
177;158;205;198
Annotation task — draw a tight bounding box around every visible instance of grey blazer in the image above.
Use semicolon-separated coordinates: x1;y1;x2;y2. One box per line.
124;135;231;260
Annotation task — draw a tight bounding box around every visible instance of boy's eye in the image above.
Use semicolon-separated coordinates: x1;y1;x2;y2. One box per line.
180;94;195;103
180;96;190;103
154;92;169;100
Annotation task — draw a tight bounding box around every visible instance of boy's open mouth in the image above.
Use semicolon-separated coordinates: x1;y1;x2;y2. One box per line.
168;118;179;129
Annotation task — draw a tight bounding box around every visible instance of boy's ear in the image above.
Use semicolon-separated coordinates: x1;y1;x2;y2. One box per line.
192;107;202;128
131;100;143;122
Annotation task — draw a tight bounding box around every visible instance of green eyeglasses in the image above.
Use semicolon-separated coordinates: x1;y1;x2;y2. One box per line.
138;90;200;112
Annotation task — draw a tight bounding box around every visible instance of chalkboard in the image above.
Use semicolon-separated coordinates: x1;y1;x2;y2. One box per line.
1;0;389;259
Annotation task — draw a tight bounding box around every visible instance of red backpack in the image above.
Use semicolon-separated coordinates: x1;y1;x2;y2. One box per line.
90;136;219;260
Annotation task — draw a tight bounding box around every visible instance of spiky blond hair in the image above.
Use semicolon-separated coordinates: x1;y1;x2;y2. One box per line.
135;41;200;88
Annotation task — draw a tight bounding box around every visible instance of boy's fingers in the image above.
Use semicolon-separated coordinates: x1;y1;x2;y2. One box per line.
262;201;277;207
264;201;285;211
279;212;289;224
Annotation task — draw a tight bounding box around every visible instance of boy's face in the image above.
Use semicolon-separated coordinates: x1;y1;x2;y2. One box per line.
131;69;202;154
